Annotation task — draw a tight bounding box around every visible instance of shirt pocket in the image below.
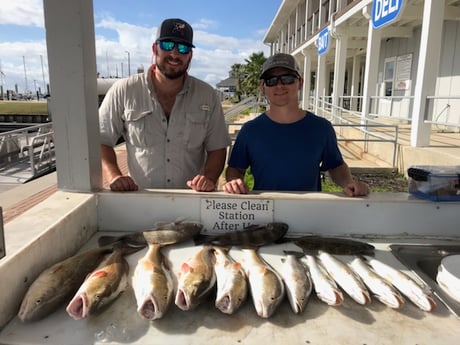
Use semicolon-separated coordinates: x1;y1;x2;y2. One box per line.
184;112;208;150
123;109;153;147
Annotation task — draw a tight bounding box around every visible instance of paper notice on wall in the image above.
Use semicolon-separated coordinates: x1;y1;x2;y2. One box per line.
395;54;412;82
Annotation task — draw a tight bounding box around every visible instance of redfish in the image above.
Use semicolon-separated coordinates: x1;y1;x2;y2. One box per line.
213;246;248;314
132;243;174;320
18;247;114;322
174;246;216;311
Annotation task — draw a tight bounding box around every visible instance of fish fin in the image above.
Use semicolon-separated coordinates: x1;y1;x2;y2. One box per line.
283;250;305;258
232;261;242;270
111;241;146;255
181;262;193;273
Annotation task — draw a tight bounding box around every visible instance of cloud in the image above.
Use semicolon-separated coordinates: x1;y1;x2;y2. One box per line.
0;0;44;27
0;6;270;91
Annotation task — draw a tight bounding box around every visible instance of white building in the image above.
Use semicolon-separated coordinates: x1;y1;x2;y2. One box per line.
263;0;460;148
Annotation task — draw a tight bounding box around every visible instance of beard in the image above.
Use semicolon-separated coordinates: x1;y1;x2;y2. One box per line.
156;56;190;80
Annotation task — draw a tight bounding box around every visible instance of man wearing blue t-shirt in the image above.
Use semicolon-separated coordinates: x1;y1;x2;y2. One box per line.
223;53;369;197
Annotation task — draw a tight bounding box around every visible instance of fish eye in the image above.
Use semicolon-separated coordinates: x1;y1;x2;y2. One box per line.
35;299;42;304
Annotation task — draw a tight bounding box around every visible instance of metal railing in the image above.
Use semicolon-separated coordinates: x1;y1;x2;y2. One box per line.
0;123;55;178
425;96;460;129
313;97;399;168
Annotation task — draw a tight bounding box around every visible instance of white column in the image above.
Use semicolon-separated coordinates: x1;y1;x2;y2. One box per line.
332;33;348;122
43;0;102;191
361;16;381;123
315;53;327;114
410;0;445;147
301;51;312;110
351;54;361;111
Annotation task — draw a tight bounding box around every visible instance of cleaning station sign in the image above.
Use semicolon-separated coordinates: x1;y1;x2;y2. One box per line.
200;198;274;233
372;0;405;29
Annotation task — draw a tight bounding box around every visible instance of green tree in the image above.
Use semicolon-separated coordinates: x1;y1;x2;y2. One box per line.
230;63;245;101
241;52;266;101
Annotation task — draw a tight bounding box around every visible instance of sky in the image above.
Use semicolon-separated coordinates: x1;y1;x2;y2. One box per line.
0;0;282;94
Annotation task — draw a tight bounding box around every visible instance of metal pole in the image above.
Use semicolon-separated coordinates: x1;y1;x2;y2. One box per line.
23;56;29;93
40;54;46;92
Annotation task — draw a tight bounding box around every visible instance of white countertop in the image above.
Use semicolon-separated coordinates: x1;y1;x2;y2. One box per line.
1;233;459;345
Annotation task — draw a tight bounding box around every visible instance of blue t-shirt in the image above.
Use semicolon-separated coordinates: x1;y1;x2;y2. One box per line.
228;111;344;191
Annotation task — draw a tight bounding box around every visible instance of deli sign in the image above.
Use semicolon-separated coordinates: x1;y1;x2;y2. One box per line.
317;27;329;56
372;0;405;29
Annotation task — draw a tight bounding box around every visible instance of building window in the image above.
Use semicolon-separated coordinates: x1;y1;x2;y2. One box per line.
384;58;395;97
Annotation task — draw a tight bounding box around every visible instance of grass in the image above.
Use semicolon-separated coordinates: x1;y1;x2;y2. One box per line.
239;169;407;193
0;101;48;114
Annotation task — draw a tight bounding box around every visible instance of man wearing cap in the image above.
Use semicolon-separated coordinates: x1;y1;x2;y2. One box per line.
99;18;231;192
223;53;369;196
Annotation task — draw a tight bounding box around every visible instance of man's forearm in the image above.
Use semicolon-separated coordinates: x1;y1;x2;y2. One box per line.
101;144;122;181
203;148;227;183
328;162;354;188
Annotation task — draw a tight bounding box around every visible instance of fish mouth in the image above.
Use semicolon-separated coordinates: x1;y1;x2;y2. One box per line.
174;289;191;311
66;292;88;320
139;297;161;320
215;294;232;314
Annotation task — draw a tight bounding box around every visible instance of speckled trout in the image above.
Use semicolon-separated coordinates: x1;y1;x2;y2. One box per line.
213;246;248;314
66;247;136;319
304;254;343;306
367;257;436;312
132;243;174;320
175;246;216;311
18;247;114;322
279;251;312;314
350;257;405;309
241;248;285;318
318;251;371;305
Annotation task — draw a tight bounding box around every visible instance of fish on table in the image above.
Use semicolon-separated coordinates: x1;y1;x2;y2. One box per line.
279;251;313;314
293;235;375;256
366;257;437;312
213;246;248;315
194;222;289;248
303;254;343;306
174;246;216;311
18;246;115;322
318;251;371;305
240;248;285;318
131;243;174;320
66;246;139;320
350;256;405;309
97;220;204;248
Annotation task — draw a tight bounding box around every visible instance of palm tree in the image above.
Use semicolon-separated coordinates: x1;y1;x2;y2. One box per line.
230;63;245;102
241;52;266;101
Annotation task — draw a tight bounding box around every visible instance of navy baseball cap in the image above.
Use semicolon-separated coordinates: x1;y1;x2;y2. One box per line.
156;18;195;47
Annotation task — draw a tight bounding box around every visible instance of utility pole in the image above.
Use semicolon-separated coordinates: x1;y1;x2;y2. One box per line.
125;50;131;76
40;54;46;92
23;56;29;94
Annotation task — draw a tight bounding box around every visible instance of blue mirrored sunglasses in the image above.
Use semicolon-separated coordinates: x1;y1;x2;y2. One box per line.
263;74;299;87
158;40;192;54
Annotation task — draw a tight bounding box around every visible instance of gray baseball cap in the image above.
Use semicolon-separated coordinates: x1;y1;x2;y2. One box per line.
261;53;301;79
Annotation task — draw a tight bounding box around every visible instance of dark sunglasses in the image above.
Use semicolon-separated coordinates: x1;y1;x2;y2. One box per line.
158;40;192;54
263;74;299;87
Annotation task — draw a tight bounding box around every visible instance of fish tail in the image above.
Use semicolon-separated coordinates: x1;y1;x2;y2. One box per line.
98;235;124;247
193;234;214;245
